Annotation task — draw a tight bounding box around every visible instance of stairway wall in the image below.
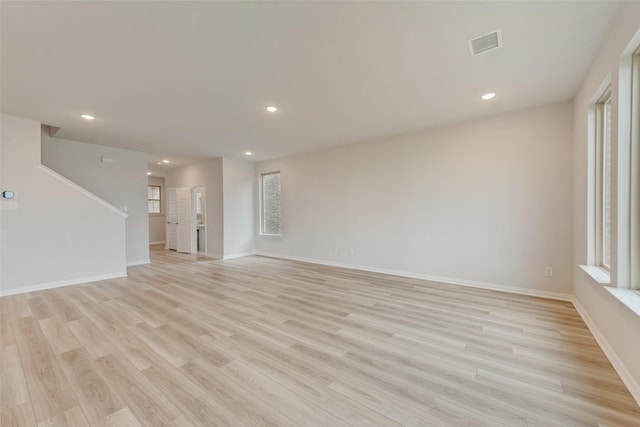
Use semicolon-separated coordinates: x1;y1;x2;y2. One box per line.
0;114;127;295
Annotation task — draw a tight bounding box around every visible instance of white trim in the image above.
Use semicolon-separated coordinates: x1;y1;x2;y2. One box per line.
605;287;640;317
127;259;150;267
571;297;640;406
255;252;573;302
579;264;611;285
149;241;166;245
39;164;129;218
223;252;255;260
616;51;633;288
0;272;127;297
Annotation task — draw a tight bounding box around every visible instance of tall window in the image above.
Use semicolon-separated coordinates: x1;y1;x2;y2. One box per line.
148;185;161;214
596;90;612;270
632;51;640;289
261;172;281;235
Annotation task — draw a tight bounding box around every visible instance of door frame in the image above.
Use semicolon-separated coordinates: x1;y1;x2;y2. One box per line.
191;185;206;254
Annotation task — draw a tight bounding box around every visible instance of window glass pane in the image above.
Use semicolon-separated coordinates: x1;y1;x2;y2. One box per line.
603;98;612;268
148;185;161;213
262;173;281;234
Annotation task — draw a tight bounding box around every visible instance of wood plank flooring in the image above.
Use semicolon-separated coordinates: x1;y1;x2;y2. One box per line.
1;245;639;426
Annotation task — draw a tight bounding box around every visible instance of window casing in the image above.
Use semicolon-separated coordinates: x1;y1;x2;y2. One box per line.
260;172;281;235
595;90;612;271
631;51;640;290
148;185;161;214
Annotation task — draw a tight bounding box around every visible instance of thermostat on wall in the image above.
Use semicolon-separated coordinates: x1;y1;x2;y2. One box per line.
2;191;15;199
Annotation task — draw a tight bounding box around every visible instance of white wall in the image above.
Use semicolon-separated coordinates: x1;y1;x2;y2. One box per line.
148;176;166;244
41;134;149;265
256;102;573;297
165;159;224;258
1;114;127;295
222;158;255;258
572;1;640;400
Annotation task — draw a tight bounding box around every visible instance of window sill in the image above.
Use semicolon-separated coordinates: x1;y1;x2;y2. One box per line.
579;265;611;285
605;287;640;317
579;265;640;317
259;233;281;237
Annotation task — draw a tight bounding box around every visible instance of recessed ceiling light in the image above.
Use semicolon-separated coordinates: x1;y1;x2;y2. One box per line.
81;114;95;120
482;93;496;100
245;151;252;156
147;172;152;175
157;162;163;165
265;106;278;113
162;159;170;163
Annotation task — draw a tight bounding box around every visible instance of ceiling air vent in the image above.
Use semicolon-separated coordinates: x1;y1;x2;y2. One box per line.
468;29;502;56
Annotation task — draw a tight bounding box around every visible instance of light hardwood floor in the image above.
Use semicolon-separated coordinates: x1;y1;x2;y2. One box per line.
1;245;639;426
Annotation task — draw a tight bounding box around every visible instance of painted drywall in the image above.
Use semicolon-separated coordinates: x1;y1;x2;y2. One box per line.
42;133;149;265
165;159;224;258
1;114;126;295
148;176;166;244
222;158;255;258
572;1;640;400
256;102;573;297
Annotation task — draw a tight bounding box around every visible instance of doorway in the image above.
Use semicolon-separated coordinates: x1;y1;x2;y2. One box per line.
193;186;206;254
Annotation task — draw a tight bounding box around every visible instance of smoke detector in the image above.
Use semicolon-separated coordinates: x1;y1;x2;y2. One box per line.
468;29;502;56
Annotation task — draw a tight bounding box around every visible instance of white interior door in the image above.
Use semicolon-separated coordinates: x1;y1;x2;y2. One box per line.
176;187;193;253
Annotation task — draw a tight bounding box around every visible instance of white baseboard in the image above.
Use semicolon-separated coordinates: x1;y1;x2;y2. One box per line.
255;252;573;302
149;241;165;245
0;271;128;297
223;252;255;260
571;297;640;406
127;259;150;267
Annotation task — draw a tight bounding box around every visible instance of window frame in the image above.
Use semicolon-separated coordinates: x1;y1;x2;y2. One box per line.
259;171;282;236
148;184;162;215
595;89;612;272
631;50;640;290
581;35;640;312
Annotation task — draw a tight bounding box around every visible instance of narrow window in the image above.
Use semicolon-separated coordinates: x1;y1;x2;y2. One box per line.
148;185;161;214
261;172;281;235
596;90;612;270
631;51;640;289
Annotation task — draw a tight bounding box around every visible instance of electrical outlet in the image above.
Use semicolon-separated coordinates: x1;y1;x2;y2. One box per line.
544;267;553;277
348;248;354;255
333;247;338;254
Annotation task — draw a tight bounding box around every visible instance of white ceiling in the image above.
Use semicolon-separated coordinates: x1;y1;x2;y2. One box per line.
1;1;619;174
